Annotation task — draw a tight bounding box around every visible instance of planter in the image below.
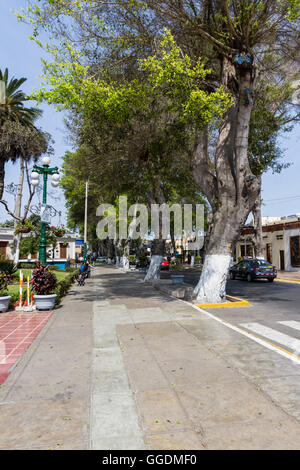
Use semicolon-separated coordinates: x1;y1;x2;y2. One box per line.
53;231;65;238
16;227;31;234
170;274;184;285
0;295;11;313
33;294;57;311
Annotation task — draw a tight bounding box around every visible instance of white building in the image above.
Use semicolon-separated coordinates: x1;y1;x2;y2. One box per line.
236;214;300;272
0;228;84;264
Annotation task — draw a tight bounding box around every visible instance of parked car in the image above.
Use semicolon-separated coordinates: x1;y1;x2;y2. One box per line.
229;259;277;282
161;257;170;270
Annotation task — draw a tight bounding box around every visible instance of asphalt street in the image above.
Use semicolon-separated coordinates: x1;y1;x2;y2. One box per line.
160;268;300;358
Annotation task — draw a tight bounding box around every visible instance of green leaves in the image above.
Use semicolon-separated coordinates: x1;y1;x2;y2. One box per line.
31;28;231;135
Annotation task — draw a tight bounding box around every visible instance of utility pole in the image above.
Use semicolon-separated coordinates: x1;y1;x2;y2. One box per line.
83;180;89;262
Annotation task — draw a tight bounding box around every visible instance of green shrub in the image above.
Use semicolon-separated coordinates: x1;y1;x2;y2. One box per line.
0;260;17;276
8;291;21;308
18;263;34;269
0;272;12;295
54;270;79;306
128;255;136;265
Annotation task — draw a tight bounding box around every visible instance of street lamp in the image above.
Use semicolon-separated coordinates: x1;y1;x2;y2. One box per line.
31;157;60;265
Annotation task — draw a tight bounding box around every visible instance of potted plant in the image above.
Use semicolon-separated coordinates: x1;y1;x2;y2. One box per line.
195;255;202;267
0;273;12;313
51;225;66;237
32;263;57;310
14;219;34;234
127;254;137;269
170;259;184;285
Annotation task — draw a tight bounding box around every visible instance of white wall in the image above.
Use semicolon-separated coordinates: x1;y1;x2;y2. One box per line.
284;229;300;272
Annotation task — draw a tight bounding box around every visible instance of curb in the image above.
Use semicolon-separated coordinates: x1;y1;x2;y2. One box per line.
276;277;300;284
196;294;250;308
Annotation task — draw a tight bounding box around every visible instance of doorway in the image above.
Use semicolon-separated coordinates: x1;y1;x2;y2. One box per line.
280;250;285;271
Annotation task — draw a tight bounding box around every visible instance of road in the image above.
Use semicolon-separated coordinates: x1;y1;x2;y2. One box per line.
160;268;300;359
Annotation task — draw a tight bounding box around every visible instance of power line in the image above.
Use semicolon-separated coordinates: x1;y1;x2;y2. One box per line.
263;195;300;203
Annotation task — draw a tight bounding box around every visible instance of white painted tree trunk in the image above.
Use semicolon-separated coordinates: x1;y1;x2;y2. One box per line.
144;255;162;281
190;255;195;267
116;256;120;266
122;255;129;270
13;233;22;266
194;254;231;303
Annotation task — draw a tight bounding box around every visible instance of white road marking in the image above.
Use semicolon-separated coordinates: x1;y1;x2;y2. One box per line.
186;301;300;364
240;322;300;355
278;320;300;332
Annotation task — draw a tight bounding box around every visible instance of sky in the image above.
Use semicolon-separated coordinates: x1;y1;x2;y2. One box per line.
0;0;71;225
0;0;299;226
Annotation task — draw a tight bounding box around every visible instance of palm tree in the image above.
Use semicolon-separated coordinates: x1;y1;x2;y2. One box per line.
0;68;43;199
0;68;42;126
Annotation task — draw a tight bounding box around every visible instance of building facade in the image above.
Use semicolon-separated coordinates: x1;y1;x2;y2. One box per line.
0;228;84;264
235;214;300;272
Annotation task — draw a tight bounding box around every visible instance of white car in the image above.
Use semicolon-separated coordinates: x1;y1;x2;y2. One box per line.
96;256;107;263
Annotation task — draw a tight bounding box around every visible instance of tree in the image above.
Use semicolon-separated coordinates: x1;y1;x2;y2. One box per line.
0;68;52;264
57;36;215;278
0;219;14;228
19;214;57;260
21;1;300;301
0;68;43;199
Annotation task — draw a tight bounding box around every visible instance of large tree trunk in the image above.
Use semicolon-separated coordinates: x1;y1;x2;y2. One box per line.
194;204;249;303
144;239;165;281
193;62;260;303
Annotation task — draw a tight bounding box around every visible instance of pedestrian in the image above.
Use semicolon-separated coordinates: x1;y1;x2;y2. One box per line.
86;260;91;278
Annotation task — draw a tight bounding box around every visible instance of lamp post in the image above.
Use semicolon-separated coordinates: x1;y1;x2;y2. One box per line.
83;180;89;262
31;156;60;265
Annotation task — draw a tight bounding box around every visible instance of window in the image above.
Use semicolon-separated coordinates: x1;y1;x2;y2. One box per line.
290;236;300;267
240;244;253;258
255;260;272;267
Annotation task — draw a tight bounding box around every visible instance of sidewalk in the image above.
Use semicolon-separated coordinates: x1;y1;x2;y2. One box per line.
277;271;300;281
0;265;299;449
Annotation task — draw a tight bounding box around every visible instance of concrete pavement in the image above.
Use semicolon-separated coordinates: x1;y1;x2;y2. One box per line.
0;265;299;449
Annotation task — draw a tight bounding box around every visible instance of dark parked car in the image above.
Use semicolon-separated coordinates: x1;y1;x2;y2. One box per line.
229;259;277;282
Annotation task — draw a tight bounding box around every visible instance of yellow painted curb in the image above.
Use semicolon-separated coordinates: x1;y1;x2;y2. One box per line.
196;294;250;308
276;277;300;283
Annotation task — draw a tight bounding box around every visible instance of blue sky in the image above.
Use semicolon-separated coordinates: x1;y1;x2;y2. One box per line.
0;0;70;225
0;0;299;225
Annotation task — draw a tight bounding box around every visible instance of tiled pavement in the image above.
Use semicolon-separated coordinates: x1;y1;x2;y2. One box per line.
0;311;54;385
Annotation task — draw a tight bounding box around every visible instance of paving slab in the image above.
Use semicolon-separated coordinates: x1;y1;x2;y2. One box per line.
0;278;95;450
0;265;299;450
